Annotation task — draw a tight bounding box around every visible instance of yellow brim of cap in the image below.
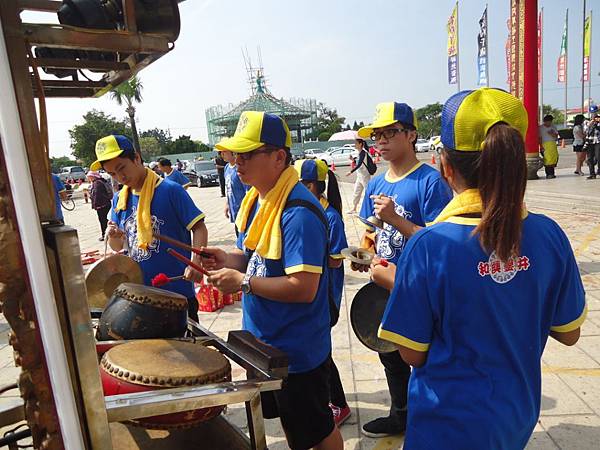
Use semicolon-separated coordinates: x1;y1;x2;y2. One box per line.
215;136;264;153
89;148;124;171
357;119;399;138
90;160;102;171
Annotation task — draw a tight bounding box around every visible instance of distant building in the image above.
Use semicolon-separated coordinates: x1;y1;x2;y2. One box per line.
206;69;318;146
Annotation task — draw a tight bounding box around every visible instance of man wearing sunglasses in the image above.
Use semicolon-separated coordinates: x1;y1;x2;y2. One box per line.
201;111;343;450
352;102;452;438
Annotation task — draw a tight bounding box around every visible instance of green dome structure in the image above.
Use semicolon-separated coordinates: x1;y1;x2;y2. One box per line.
206;71;318;146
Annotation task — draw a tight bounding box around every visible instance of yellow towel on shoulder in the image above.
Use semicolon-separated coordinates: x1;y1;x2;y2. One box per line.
431;189;482;224
319;196;329;210
235;166;299;259
115;168;160;250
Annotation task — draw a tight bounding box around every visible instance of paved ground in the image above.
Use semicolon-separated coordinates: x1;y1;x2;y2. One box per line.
1;148;599;449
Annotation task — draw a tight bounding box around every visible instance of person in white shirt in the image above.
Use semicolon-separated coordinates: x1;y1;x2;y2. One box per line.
538;114;559;179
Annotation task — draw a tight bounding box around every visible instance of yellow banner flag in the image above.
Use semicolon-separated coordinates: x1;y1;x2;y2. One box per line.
447;3;458;57
584;15;592;57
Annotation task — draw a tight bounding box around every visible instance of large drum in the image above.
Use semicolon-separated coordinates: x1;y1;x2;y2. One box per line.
96;283;188;341
350;282;396;353
101;339;231;429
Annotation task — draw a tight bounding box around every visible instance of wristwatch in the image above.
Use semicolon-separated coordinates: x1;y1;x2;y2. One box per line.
241;273;253;295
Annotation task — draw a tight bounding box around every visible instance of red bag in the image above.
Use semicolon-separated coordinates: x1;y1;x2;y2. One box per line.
195;281;240;312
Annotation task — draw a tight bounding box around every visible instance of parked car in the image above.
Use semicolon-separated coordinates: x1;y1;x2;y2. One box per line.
415;139;430;153
59;166;86;182
321;147;358;167
303;148;328;159
184;161;219;187
428;135;440;151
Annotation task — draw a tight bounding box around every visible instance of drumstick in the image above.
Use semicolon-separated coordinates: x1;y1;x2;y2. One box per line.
166;248;210;276
154;233;212;258
151;273;185;287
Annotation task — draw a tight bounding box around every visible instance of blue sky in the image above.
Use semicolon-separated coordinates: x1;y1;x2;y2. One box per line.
21;0;595;157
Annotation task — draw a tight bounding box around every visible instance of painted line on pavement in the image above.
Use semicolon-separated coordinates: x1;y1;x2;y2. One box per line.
574;222;600;256
542;367;600;376
372;435;404;450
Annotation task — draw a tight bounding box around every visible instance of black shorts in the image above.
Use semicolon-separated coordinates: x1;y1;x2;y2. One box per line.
261;355;335;450
574;144;586;152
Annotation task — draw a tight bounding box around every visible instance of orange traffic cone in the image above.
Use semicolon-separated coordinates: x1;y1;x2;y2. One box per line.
431;153;436;165
330;161;336;171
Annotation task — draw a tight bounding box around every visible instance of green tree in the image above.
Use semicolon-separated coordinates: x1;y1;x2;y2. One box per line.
68;110;131;165
310;103;346;141
138;136;161;161
50;156;78;172
111;75;143;154
414;103;443;138
164;135;200;154
542;105;565;127
197;141;212;153
352;121;359;131
140;128;172;150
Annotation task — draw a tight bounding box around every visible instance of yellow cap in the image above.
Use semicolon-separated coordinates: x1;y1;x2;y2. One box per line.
90;135;134;171
441;88;528;152
294;159;329;182
215;111;292;153
357;102;418;139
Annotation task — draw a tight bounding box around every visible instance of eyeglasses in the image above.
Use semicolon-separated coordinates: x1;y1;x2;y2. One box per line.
233;147;277;161
370;128;407;142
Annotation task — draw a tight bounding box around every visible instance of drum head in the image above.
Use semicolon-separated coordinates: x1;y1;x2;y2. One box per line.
101;339;231;388
350;282;396;353
85;255;143;309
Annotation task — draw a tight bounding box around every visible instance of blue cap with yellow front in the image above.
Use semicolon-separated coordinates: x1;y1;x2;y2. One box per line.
294;159;329;182
441;87;528;152
357;102;418;139
90;135;134;171
215;111;292;153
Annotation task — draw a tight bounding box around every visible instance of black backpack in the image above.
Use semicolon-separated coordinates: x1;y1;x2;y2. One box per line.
364;152;377;175
284;199;340;327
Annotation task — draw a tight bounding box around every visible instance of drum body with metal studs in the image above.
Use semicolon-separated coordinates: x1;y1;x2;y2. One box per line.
100;339;231;429
96;283;188;341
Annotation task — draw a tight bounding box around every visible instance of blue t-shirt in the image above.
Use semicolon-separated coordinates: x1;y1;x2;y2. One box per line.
380;213;587;450
110;178;205;298
360;162;452;264
324;204;348;310
225;163;249;223
237;183;331;373
52;174;65;221
165;168;191;188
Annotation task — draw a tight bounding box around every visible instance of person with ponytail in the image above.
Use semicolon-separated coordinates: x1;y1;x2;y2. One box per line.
294;158;351;427
378;88;586;449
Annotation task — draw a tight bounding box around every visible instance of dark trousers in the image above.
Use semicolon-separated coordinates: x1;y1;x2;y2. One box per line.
96;205;111;237
544;165;556;177
379;350;411;423
588;143;600;176
218;170;225;196
329;357;347;407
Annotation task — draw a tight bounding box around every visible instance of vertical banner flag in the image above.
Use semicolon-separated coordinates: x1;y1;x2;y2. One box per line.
583;14;592;82
477;6;488;85
537;10;542;81
557;11;568;83
447;3;458;84
506;19;511;85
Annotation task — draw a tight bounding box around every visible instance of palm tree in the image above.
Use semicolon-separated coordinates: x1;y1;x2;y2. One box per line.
111;75;143;155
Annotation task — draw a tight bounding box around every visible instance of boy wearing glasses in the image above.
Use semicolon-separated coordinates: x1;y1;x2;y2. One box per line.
352;102;452;438
201;112;343;450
